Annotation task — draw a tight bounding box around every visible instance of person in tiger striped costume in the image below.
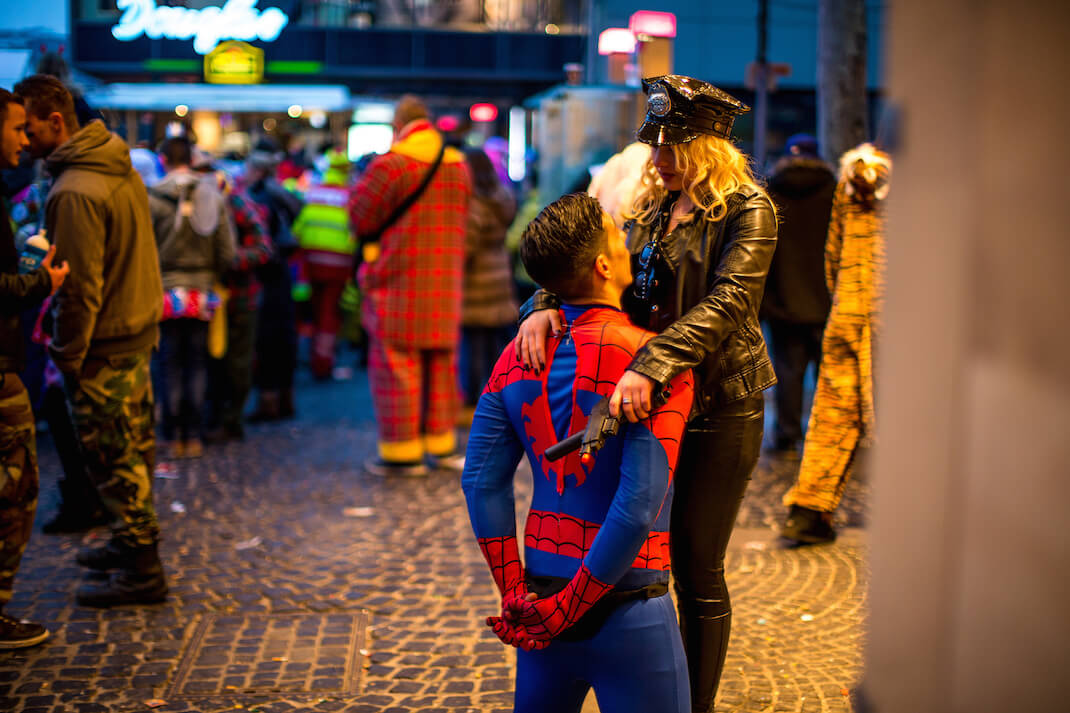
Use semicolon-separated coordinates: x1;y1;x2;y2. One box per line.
781;142;891;545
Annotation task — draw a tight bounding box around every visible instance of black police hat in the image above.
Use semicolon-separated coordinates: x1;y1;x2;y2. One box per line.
637;75;750;146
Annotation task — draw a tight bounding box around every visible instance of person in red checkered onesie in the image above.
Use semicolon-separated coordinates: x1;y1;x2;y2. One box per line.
348;96;471;477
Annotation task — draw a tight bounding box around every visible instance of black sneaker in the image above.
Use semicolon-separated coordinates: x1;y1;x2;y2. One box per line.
780;505;837;545
0;612;49;649
41;508;111;535
363;457;428;478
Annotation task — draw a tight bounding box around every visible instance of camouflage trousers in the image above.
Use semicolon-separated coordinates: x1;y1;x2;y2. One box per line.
66;352;160;546
0;373;39;608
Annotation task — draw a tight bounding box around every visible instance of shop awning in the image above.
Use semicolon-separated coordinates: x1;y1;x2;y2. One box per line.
84;83;352;112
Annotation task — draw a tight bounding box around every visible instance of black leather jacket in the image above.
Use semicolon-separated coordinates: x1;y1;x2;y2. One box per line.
524;188;778;416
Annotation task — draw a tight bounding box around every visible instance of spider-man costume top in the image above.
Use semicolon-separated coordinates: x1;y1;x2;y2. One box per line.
462;303;694;646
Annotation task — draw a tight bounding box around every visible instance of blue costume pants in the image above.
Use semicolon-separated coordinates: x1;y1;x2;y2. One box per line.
515;594;690;712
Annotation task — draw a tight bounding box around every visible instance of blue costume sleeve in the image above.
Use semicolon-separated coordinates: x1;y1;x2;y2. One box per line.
580;423;672;585
461;389;526;540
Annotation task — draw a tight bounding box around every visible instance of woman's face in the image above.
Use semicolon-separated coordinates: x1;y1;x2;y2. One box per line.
652;145;684;191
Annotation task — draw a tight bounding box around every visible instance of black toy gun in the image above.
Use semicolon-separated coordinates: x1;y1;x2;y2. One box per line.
544;396;618;467
544;389;668;466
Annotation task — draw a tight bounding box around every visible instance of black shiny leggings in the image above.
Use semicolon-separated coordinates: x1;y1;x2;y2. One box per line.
670;395;765;712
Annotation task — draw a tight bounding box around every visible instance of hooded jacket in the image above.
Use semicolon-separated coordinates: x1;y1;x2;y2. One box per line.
761;155;836;324
148;168;235;293
45;120;162;374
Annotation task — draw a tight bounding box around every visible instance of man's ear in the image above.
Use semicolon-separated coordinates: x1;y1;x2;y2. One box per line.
48;112;65;134
593;253;612;281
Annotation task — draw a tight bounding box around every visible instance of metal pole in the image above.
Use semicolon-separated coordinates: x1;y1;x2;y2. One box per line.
586;0;599;85
754;0;769;172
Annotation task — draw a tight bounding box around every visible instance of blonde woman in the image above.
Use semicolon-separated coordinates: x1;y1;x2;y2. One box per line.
515;75;778;711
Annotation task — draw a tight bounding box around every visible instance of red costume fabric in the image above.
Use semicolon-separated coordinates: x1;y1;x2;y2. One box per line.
348;120;470;350
464;305;694;647
348;119;470;460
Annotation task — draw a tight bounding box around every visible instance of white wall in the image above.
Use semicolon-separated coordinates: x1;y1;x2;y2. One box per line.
866;0;1070;711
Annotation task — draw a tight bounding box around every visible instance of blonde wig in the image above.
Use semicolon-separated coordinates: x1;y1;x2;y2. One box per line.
627;135;765;226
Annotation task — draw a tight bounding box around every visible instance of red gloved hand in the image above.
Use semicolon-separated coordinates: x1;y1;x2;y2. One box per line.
485;614;542;649
477;535;526;600
502;564;611;650
478;535;532;648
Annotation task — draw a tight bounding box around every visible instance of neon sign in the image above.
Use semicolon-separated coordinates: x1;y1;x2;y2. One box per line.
111;0;290;55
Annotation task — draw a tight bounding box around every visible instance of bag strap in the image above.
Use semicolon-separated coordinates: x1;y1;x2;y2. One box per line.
360;138;447;246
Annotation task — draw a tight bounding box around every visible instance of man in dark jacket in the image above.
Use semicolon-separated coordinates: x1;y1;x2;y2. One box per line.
16;75;167;608
760;134;836;454
0;87;68;648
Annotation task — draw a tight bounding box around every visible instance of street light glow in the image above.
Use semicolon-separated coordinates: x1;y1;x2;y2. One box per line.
598;29;636;56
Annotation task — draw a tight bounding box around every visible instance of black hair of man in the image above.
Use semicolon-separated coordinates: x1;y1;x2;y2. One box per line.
159;136;193;169
13;74;79;134
519;192;608;300
0;88;23;126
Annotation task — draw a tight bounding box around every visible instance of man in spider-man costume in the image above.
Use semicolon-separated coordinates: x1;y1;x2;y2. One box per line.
462;193;694;711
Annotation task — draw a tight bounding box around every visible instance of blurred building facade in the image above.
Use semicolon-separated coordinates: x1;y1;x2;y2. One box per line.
4;1;887;200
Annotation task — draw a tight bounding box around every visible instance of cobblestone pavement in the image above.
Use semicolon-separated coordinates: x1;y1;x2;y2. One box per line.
0;365;868;712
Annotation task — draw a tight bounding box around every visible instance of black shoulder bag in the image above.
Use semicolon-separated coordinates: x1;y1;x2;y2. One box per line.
354;140;447;272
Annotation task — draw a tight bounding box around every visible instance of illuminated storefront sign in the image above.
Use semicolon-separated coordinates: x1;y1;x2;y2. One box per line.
598;28;636;55
629;11;677;39
112;0;290;55
204;41;264;84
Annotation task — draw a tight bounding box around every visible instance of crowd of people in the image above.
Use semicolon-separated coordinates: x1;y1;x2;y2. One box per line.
0;63;890;713
0;76;528;638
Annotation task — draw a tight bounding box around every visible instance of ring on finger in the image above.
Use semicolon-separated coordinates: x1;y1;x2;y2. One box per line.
621;397;632;404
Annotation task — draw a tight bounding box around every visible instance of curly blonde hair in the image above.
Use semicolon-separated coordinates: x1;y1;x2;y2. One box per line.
628;136;765;226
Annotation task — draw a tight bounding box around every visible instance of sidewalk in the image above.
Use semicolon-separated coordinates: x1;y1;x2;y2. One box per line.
0;368;867;712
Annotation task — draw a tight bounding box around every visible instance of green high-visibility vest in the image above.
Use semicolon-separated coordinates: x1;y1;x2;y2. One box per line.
292;183;355;255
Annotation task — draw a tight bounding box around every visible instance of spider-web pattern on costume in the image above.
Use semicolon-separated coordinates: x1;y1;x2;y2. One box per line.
471;306;696;651
524;510;672;570
506;563;613;646
482;309;693;572
477;535;525;598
